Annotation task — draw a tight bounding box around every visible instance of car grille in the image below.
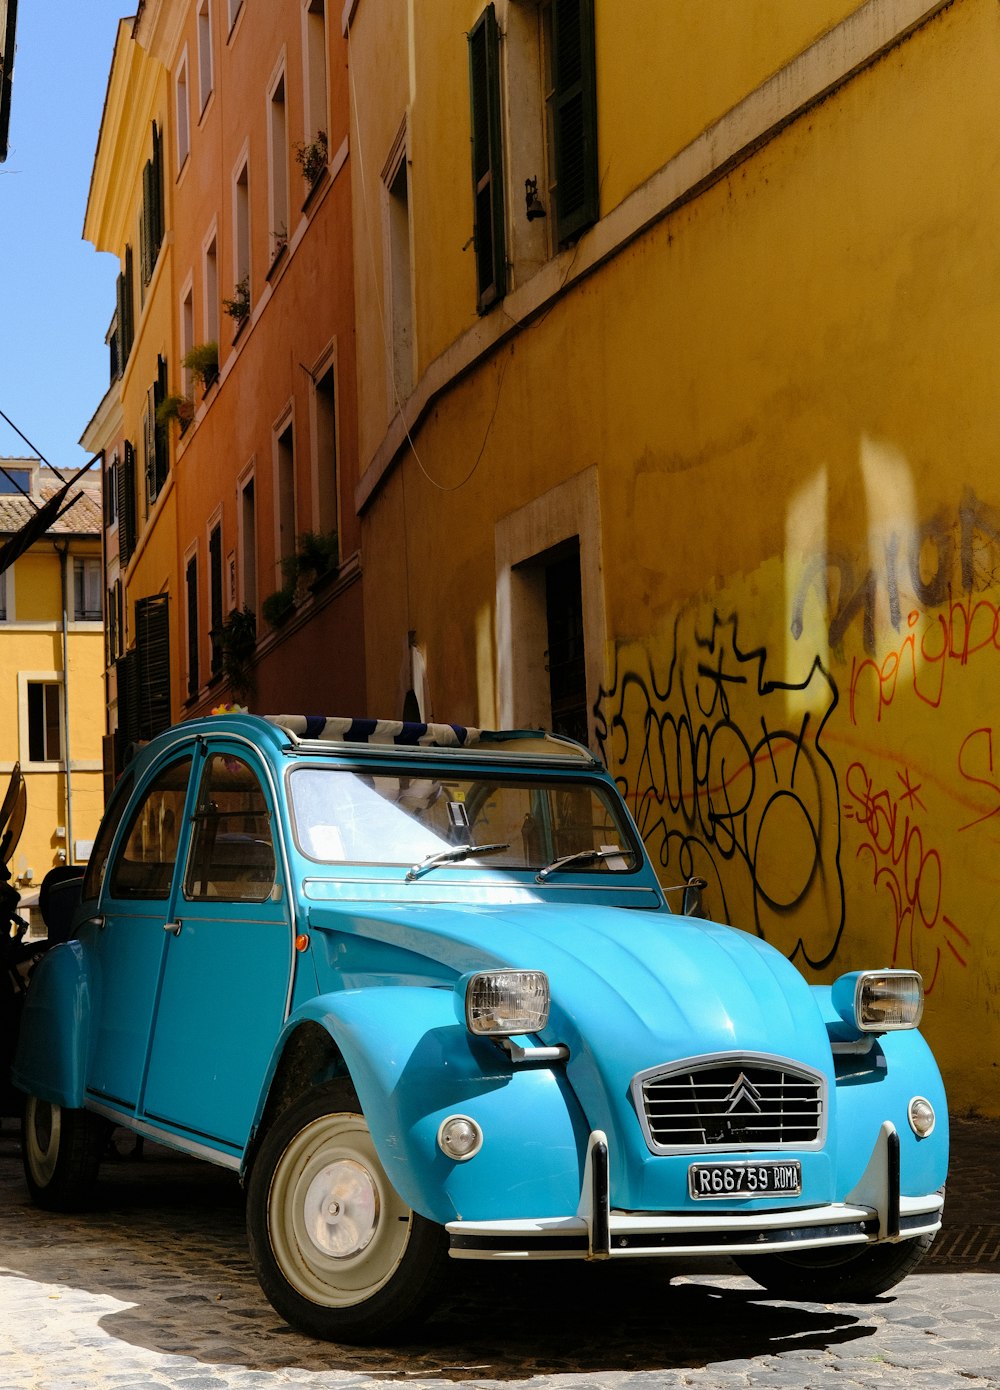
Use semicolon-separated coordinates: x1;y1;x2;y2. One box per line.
636;1056;825;1152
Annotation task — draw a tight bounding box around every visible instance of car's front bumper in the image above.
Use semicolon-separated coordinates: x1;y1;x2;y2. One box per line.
446;1122;944;1261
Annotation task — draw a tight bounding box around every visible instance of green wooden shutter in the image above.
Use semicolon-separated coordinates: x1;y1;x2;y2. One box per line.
136;592;171;739
551;0;598;245
186;555;200;696
119;439;136;565
154;354;169;495
468;4;505;313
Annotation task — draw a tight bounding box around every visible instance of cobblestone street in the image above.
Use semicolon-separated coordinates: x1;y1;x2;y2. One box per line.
0;1116;997;1389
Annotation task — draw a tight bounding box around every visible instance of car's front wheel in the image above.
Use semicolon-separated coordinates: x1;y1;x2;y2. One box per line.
733;1226;938;1300
21;1095;108;1211
246;1080;449;1343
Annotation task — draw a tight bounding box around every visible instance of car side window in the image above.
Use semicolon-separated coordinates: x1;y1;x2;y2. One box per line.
108;757;193;900
81;769;135;901
183;752;276;902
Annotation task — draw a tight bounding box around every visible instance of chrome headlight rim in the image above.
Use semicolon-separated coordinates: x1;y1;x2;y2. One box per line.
462;968;550;1037
832;968;925;1034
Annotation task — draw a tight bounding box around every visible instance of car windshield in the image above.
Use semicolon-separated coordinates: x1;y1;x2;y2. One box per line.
287;766;639;873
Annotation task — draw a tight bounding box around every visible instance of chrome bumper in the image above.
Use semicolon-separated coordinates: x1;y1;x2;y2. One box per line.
446;1123;944;1261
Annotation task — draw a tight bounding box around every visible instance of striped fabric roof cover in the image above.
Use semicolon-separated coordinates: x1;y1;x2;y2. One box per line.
267;716;482;748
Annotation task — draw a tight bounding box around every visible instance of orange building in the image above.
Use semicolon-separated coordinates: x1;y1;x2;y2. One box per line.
85;0;364;768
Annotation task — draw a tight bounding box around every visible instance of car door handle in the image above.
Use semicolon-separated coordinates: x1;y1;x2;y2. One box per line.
163;919;183;936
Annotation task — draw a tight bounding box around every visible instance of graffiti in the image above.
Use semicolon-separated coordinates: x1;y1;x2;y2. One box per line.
848;591;1000;725
844;761;969;992
595;611;846;969
792;487;1000;656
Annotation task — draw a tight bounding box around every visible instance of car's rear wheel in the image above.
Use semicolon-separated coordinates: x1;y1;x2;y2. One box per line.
21;1095;108;1211
733;1226;938;1300
246;1079;449;1343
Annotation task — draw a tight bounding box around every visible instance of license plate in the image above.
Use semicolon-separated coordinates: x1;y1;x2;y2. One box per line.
689;1160;802;1200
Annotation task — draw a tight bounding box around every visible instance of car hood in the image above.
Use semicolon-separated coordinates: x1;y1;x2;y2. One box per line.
311;899;834;1162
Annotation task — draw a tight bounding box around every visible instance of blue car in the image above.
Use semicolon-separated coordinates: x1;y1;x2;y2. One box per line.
13;713;948;1343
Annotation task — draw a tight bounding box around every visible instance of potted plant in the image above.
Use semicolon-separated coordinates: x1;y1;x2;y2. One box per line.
295;529;339;588
295;129;328;187
182;341;219;391
219;605;257;701
261;585;296;629
155;393;194;431
223;276;250;325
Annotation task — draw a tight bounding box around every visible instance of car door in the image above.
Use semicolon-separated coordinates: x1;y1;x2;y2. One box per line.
139;742;293;1151
85;752;196;1112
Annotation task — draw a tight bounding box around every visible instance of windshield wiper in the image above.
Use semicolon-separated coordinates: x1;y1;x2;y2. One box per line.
405;842;511;882
535;846;637;883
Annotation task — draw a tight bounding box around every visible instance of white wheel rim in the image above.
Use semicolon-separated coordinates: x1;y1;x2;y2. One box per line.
267;1111;412;1308
26;1096;60;1185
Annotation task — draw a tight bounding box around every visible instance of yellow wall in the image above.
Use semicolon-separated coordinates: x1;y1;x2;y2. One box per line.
0;542;106;888
356;0;1000;1112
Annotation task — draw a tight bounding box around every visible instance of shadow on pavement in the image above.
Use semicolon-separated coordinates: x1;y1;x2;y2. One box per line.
0;1128;883;1379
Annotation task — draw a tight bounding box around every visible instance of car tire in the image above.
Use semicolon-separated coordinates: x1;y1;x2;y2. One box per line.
733;1225;938;1300
21;1095;108;1212
245;1079;449;1343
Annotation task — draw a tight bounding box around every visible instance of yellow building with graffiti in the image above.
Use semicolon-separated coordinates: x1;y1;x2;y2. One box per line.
0;461;105;901
347;0;998;1113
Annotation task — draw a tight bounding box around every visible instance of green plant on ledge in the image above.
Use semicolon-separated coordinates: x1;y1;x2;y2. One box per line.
182;341;219;390
295;129;328;186
155;393;194;430
223;276;250;324
295;529;339;584
261;585;296;629
219;605;257;701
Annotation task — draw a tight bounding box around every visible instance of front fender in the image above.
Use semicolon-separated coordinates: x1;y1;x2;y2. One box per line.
12;941;91;1108
261;985;590;1225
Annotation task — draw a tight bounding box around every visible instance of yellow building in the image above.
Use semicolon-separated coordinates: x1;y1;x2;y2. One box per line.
347;0;998;1113
83;15;176;765
0;459;105;909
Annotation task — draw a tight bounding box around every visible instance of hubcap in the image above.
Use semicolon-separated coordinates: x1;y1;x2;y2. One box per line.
302;1158;379;1258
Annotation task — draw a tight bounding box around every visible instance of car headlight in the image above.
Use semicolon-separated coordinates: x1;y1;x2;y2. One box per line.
832;969;924;1033
464;969;550;1036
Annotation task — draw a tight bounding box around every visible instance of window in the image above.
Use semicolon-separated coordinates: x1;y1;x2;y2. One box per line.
81;769;134;901
109;757;192;900
544;0;598;245
105;453;118;528
145;355;170;505
0;567;8;621
227;0;243;32
208;520;224;677
233;156;251;318
385;146;414;399
181;282;195;401
118;439;138;565
185;551;200;696
0;465;31;494
239;472;257;613
313;359;339;538
198;0;214;113
116;246;135;367
183;753;276;901
268;71;289;258
73;557;102;621
204;231;220;346
134;592;171;740
274;420;296;574
303;0;328;150
468;4;505;313
27;682;62;763
106;579;124;667
176;53;190;167
140;123;164;288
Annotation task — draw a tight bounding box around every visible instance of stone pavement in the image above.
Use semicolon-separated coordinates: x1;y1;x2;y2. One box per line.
0;1115;997;1390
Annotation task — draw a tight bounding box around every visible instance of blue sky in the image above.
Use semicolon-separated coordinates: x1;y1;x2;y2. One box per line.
0;3;129;471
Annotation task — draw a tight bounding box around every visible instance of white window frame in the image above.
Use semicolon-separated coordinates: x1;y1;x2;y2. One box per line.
197;0;214;115
267;58;290;260
272;407;297;582
176;48;191;168
237;460;258;614
302;0;329;149
202;221;220;346
72;556;104;623
0;564;12;622
18;671;65;769
309;341;340;542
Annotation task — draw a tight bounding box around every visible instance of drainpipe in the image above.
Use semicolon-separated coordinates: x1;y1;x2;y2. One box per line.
56;542;73;866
